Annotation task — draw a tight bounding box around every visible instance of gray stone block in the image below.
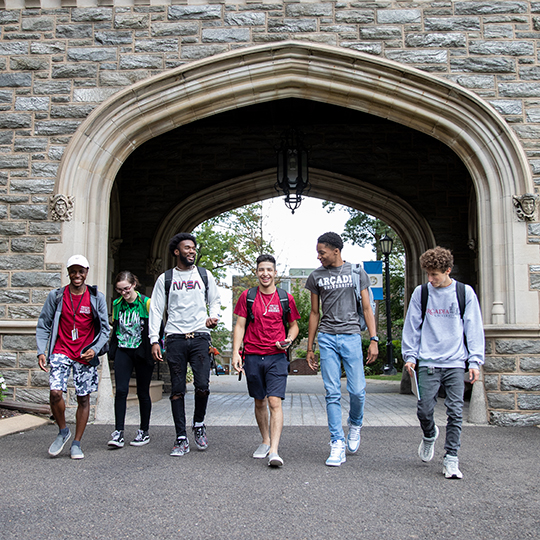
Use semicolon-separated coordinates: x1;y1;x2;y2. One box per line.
180;45;229;59
224;13;266;26
529;223;540;236
31;289;51;304
9;305;43;319
34;81;72;95
451;57;515;73
99;71;149;86
35;121;81;136
517;393;540;410
30;42;66;54
67;48;117;62
485;374;499;390
137;37;178;52
0;239;7;252
0;352;17;368
268;18;317;33
3;334;37;351
0;132;13;145
0;74;32;87
490;411;540;426
71;8;113;22
10;179;55;194
286;3;333;17
11;272;61;288
14;388;50;404
342;42;383;55
452;75;495;89
386;50;447;64
526;108;540;123
28;222;61;235
11;237;45;254
496;339;540;355
151;22;198;36
0;43;29;55
405;33;466;48
519;66;540;80
0;11;20;24
486;392;515;409
119;55;163;69
425;17;480;31
95;31;133;46
52;64;98;79
18;353;39;369
488;99;522;115
15;97;50;112
202;28;250;42
21;17;54;32
335;10;374;24
55;24;93;39
0;155;28;169
483;24;514;39
0;254;43;270
31;163;59;178
500;375;540;391
3;369;29;386
469;40;534;56
0;90;13;103
11;56;49;72
359;26;401;40
0;114;31;129
0;223;26;236
115;13;149;29
0;204;6;219
168;5;222;20
377;9;421;24
520;357;540;372
50;104;95;119
73;88;118;102
48;147;65;161
484;356;516;372
30;370;49;387
455;2;528;15
0;273;7;286
513;125;540;139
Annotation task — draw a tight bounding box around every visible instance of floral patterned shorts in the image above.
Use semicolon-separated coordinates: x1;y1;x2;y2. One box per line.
49;353;99;396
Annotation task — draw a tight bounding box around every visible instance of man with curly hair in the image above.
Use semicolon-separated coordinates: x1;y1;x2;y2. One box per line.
402;246;484;479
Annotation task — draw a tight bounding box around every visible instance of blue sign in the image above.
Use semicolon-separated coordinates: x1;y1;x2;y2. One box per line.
363;261;383;300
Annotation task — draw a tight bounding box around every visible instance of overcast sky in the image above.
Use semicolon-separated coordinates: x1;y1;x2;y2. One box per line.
219;196;376;329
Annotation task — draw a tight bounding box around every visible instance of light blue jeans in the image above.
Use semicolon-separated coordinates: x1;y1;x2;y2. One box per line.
318;332;366;442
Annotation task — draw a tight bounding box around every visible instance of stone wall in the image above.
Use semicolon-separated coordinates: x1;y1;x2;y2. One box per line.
0;1;540;423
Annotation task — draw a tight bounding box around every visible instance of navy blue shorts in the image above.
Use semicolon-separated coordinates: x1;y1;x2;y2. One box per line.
243;353;288;401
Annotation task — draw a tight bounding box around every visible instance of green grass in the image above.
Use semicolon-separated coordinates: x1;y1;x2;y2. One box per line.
365;374;402;381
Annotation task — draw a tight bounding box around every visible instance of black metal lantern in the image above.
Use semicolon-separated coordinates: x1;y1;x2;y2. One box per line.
380;234;396;375
275;129;310;214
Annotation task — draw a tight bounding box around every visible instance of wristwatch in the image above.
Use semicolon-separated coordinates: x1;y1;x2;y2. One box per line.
370;336;379;342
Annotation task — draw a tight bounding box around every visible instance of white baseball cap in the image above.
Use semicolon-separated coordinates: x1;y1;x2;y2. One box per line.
66;255;90;269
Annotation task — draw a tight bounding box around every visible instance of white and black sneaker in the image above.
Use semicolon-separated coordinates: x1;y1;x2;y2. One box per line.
130;429;150;447
108;430;124;448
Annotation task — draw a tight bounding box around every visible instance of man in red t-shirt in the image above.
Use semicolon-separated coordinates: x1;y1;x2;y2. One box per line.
232;254;300;467
37;255;110;460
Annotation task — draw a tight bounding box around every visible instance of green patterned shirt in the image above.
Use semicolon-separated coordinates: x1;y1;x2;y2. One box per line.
112;292;151;349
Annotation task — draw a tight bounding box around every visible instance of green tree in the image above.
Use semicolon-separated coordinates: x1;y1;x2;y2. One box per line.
290;280;312;351
193;203;274;291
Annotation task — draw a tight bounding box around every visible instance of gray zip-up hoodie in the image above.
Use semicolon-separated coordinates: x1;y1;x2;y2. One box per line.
402;280;484;369
36;285;110;367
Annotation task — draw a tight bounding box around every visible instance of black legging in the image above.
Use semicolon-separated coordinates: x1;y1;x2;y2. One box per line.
114;347;154;432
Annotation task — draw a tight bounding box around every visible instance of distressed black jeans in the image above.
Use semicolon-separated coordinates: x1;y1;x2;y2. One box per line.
417;366;464;457
166;334;211;438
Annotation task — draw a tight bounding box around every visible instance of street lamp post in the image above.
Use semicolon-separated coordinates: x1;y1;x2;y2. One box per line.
380;234;396;375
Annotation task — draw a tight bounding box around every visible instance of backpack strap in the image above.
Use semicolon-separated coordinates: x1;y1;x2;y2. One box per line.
164;268;173;309
455;280;466;320
420;283;429;326
245;287;258;326
277;287;290;331
164;266;209;308
197;266;209;304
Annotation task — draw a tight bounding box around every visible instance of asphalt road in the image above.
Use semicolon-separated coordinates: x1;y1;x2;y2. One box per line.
1;423;538;539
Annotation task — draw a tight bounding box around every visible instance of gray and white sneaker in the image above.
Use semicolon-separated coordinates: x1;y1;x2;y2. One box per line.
170;437;190;456
346;423;361;453
130;430;150;447
48;429;72;457
108;430;124;448
418;425;439;462
326;440;346;467
70;444;84;460
253;444;271;459
443;455;463;479
268;453;283;467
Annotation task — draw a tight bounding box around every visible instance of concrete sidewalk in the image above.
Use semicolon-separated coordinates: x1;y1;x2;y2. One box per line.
122;374;468;428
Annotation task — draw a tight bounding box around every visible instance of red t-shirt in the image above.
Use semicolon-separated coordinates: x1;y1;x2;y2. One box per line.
234;288;300;355
53;287;95;364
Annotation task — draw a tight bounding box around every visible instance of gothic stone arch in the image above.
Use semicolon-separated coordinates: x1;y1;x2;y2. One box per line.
53;42;539;425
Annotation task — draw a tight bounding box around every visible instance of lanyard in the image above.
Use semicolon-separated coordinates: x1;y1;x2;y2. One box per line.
69;288;86;330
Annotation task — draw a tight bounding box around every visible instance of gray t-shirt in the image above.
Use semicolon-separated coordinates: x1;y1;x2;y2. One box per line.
305;262;370;335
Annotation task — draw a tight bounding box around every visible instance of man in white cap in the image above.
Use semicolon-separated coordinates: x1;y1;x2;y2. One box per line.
37;255;110;459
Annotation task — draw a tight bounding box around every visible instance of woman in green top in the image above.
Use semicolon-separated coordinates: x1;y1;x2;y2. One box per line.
108;271;154;449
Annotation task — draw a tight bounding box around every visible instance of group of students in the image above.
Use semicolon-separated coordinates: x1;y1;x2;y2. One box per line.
36;231;484;478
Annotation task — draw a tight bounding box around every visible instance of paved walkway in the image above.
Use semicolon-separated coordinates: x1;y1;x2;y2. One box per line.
121;374;470;428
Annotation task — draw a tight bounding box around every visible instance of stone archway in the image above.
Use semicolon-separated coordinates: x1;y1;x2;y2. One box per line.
54;41;534;328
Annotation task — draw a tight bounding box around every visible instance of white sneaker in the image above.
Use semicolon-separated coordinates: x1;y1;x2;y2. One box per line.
326;440;346;467
443;455;463;479
346;424;361;453
418;425;439;462
253;444;271;459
